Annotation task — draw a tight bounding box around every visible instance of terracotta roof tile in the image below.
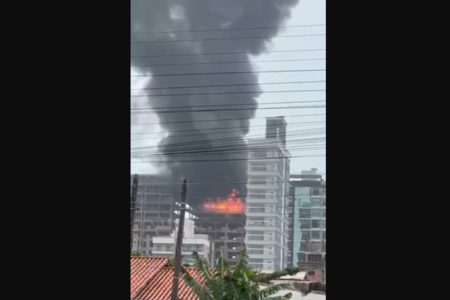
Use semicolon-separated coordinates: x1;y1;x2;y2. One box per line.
135;267;202;300
131;256;168;299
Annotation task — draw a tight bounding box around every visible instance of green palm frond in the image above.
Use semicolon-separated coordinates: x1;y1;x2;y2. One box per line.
182;250;299;300
258;283;289;299
253;267;300;283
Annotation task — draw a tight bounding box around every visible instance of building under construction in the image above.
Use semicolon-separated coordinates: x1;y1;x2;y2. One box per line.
131;175;179;255
130;175;246;264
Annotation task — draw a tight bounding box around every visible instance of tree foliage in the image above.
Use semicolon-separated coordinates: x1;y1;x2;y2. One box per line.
182;251;299;300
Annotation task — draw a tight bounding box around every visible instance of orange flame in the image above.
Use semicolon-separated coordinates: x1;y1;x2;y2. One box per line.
203;189;245;214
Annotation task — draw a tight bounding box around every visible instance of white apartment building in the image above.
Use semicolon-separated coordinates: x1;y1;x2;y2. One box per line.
152;216;211;263
245;117;291;272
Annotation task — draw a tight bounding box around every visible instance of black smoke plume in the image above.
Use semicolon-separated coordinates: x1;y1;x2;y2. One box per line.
131;0;299;208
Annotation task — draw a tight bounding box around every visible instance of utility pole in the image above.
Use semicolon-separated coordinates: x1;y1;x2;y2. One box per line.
171;179;187;300
130;174;139;253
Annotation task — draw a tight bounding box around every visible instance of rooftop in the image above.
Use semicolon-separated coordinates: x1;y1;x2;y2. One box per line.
131;256;201;300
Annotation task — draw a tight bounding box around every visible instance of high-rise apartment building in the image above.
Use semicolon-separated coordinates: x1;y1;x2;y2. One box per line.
245;117;291;272
289;169;326;280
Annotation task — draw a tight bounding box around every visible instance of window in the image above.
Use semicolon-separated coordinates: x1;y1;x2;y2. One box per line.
248;189;266;194
248;249;264;255
300;221;311;229
248;207;265;213
311;209;324;218
311;231;321;239
311;198;324;207
301;231;310;240
300;241;308;252
247;235;264;240
299;209;311;218
298;253;306;262
144;203;159;210
249;180;266;185
250;166;267;172
310;241;321;252
247;244;263;249
160;204;171;211
248;230;264;235
249;193;266;199
311;187;323;196
308;254;322;263
311;220;324;229
252;152;267;159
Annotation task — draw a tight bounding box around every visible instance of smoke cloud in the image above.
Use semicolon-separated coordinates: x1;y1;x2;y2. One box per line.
131;0;299;207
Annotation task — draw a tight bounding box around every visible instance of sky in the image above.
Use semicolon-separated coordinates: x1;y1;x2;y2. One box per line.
131;0;326;176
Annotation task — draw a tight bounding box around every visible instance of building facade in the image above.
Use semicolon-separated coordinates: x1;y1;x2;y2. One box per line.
130;175;245;264
245;117;291;272
131;175;179;255
289;169;326;280
152;216;211;264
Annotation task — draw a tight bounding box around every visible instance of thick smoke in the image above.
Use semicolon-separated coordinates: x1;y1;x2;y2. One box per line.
131;0;299;207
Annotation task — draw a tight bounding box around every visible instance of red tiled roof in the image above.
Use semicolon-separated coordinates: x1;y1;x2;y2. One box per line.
131;256;168;299
135;267;202;300
131;256;203;300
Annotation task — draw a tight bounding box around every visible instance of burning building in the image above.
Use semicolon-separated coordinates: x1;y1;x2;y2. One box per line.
131;0;299;263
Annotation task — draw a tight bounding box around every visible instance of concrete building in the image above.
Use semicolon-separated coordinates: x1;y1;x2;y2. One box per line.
289;169;326;281
194;212;246;266
130;175;246;264
131;175;179;255
152;216;211;264
245;116;291;272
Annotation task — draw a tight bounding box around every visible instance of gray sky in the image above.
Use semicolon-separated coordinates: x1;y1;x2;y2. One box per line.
131;0;326;176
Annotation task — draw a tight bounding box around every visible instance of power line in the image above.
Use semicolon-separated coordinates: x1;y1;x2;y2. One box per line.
132;143;325;153
130;179;315;185
131;131;325;148
131;89;325;98
132;135;325;150
134;154;325;164
132;24;325;35
130;80;325;91
131;146;325;157
134;58;325;69
132;126;324;141
131;68;325;77
131;120;324;135
132;136;325;151
131;33;325;44
132;136;326;151
132;100;324;112
132;113;325;125
130;48;325;59
132;104;325;114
